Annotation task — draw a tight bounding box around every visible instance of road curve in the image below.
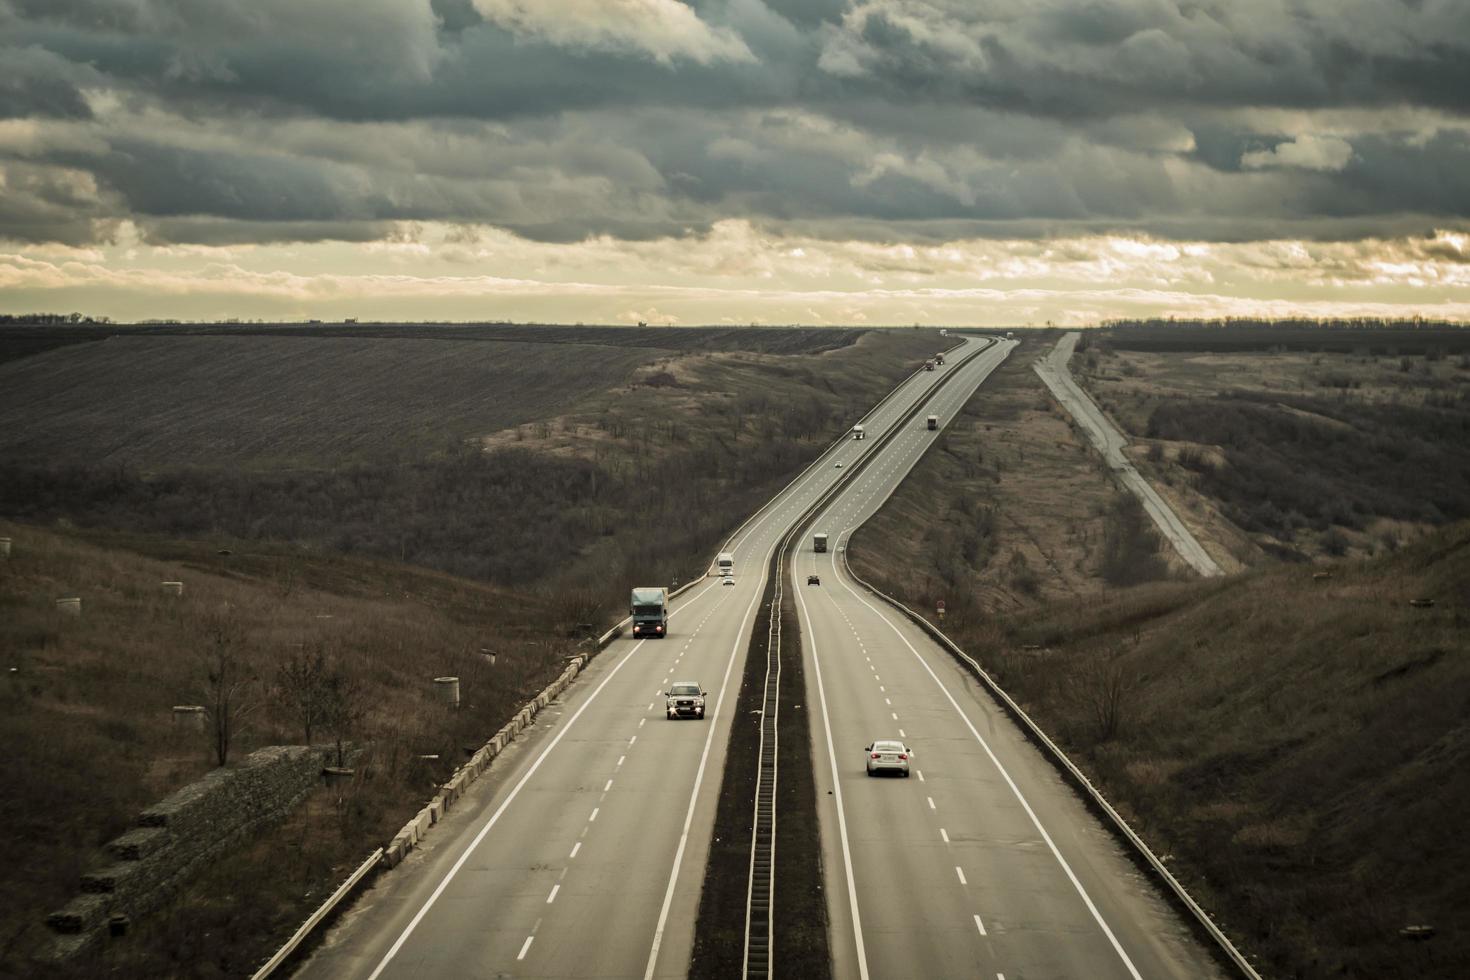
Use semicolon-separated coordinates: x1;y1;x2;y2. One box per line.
795;337;1229;980
295;336;997;980
1033;331;1222;578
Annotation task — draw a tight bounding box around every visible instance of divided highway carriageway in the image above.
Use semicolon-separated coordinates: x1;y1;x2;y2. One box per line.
297;334;1222;979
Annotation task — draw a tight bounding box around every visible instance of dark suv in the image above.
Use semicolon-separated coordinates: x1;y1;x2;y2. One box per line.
665;682;707;720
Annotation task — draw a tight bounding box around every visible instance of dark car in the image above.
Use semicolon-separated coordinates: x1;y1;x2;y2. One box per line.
807;574;821;585
665;681;707;720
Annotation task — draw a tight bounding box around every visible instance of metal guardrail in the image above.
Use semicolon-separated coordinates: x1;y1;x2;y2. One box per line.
251;847;383;979
721;336;992;978
838;551;1263;980
711;334;972;566
741;528;783;978
249;334;981;979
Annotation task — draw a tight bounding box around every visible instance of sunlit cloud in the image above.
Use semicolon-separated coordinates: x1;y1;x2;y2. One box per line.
4;223;1467;325
1;1;1468;321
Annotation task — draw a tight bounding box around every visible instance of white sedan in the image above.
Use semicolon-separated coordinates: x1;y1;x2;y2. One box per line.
865;739;912;777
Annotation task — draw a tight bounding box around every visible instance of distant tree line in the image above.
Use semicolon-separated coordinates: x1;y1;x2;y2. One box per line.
0;312;112;324
0;424;836;617
1105;317;1465;331
1101;318;1470;354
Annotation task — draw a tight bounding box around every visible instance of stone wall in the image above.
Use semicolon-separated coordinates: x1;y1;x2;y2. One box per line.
45;744;345;960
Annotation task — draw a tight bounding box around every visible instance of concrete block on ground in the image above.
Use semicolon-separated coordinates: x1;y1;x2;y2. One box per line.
81;862;141;894
414;808;433;838
428;798;444;823
384;831;412;867
105;826;169;862
47;893;110;935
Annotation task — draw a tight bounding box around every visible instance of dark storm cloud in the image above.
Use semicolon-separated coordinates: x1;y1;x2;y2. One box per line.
0;45;98;119
1;0;1468;247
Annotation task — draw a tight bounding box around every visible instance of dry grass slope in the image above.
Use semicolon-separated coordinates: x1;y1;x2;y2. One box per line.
954;526;1470;979
0;520;582;976
849;334;1173;616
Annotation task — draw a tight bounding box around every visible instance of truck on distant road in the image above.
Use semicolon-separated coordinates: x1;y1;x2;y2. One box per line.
717;552;734;575
852;424;865;440
926;414;938;430
630;587;668;639
814;533;828;553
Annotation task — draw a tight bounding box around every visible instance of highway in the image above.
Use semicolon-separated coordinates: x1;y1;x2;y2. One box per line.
795;337;1229;979
297;335;1005;979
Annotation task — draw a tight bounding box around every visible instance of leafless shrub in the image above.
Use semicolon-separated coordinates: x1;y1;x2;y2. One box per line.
200;605;261;767
276;644;330;745
1076;648;1134;742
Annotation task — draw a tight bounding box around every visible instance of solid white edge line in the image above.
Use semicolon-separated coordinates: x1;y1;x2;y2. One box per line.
837;562;1145;980
640;359;952;977
641;553;770;980
364;581;722;980
795;572;871;980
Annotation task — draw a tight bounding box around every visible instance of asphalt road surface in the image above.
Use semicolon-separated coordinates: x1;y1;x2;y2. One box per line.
1033;332;1222;578
794;339;1231;979
297;336;1002;980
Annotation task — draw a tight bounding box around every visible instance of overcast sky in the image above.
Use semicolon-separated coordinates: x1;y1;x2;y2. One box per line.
2;0;1468;325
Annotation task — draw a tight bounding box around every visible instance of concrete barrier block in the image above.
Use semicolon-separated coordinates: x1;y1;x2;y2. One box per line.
385;829;414;866
105;826;169;862
413;808;433;839
428;798;444;824
46;893;110;935
81;862;140;894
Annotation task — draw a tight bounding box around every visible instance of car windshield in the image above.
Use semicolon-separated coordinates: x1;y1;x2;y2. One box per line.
670;683;701;696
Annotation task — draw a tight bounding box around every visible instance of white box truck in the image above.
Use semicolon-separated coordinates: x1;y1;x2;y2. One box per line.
717;552;734;575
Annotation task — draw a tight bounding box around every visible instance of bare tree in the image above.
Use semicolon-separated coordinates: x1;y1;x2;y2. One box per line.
320;667;368;768
276;645;330;745
1078;648;1134;742
200;606;260;767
